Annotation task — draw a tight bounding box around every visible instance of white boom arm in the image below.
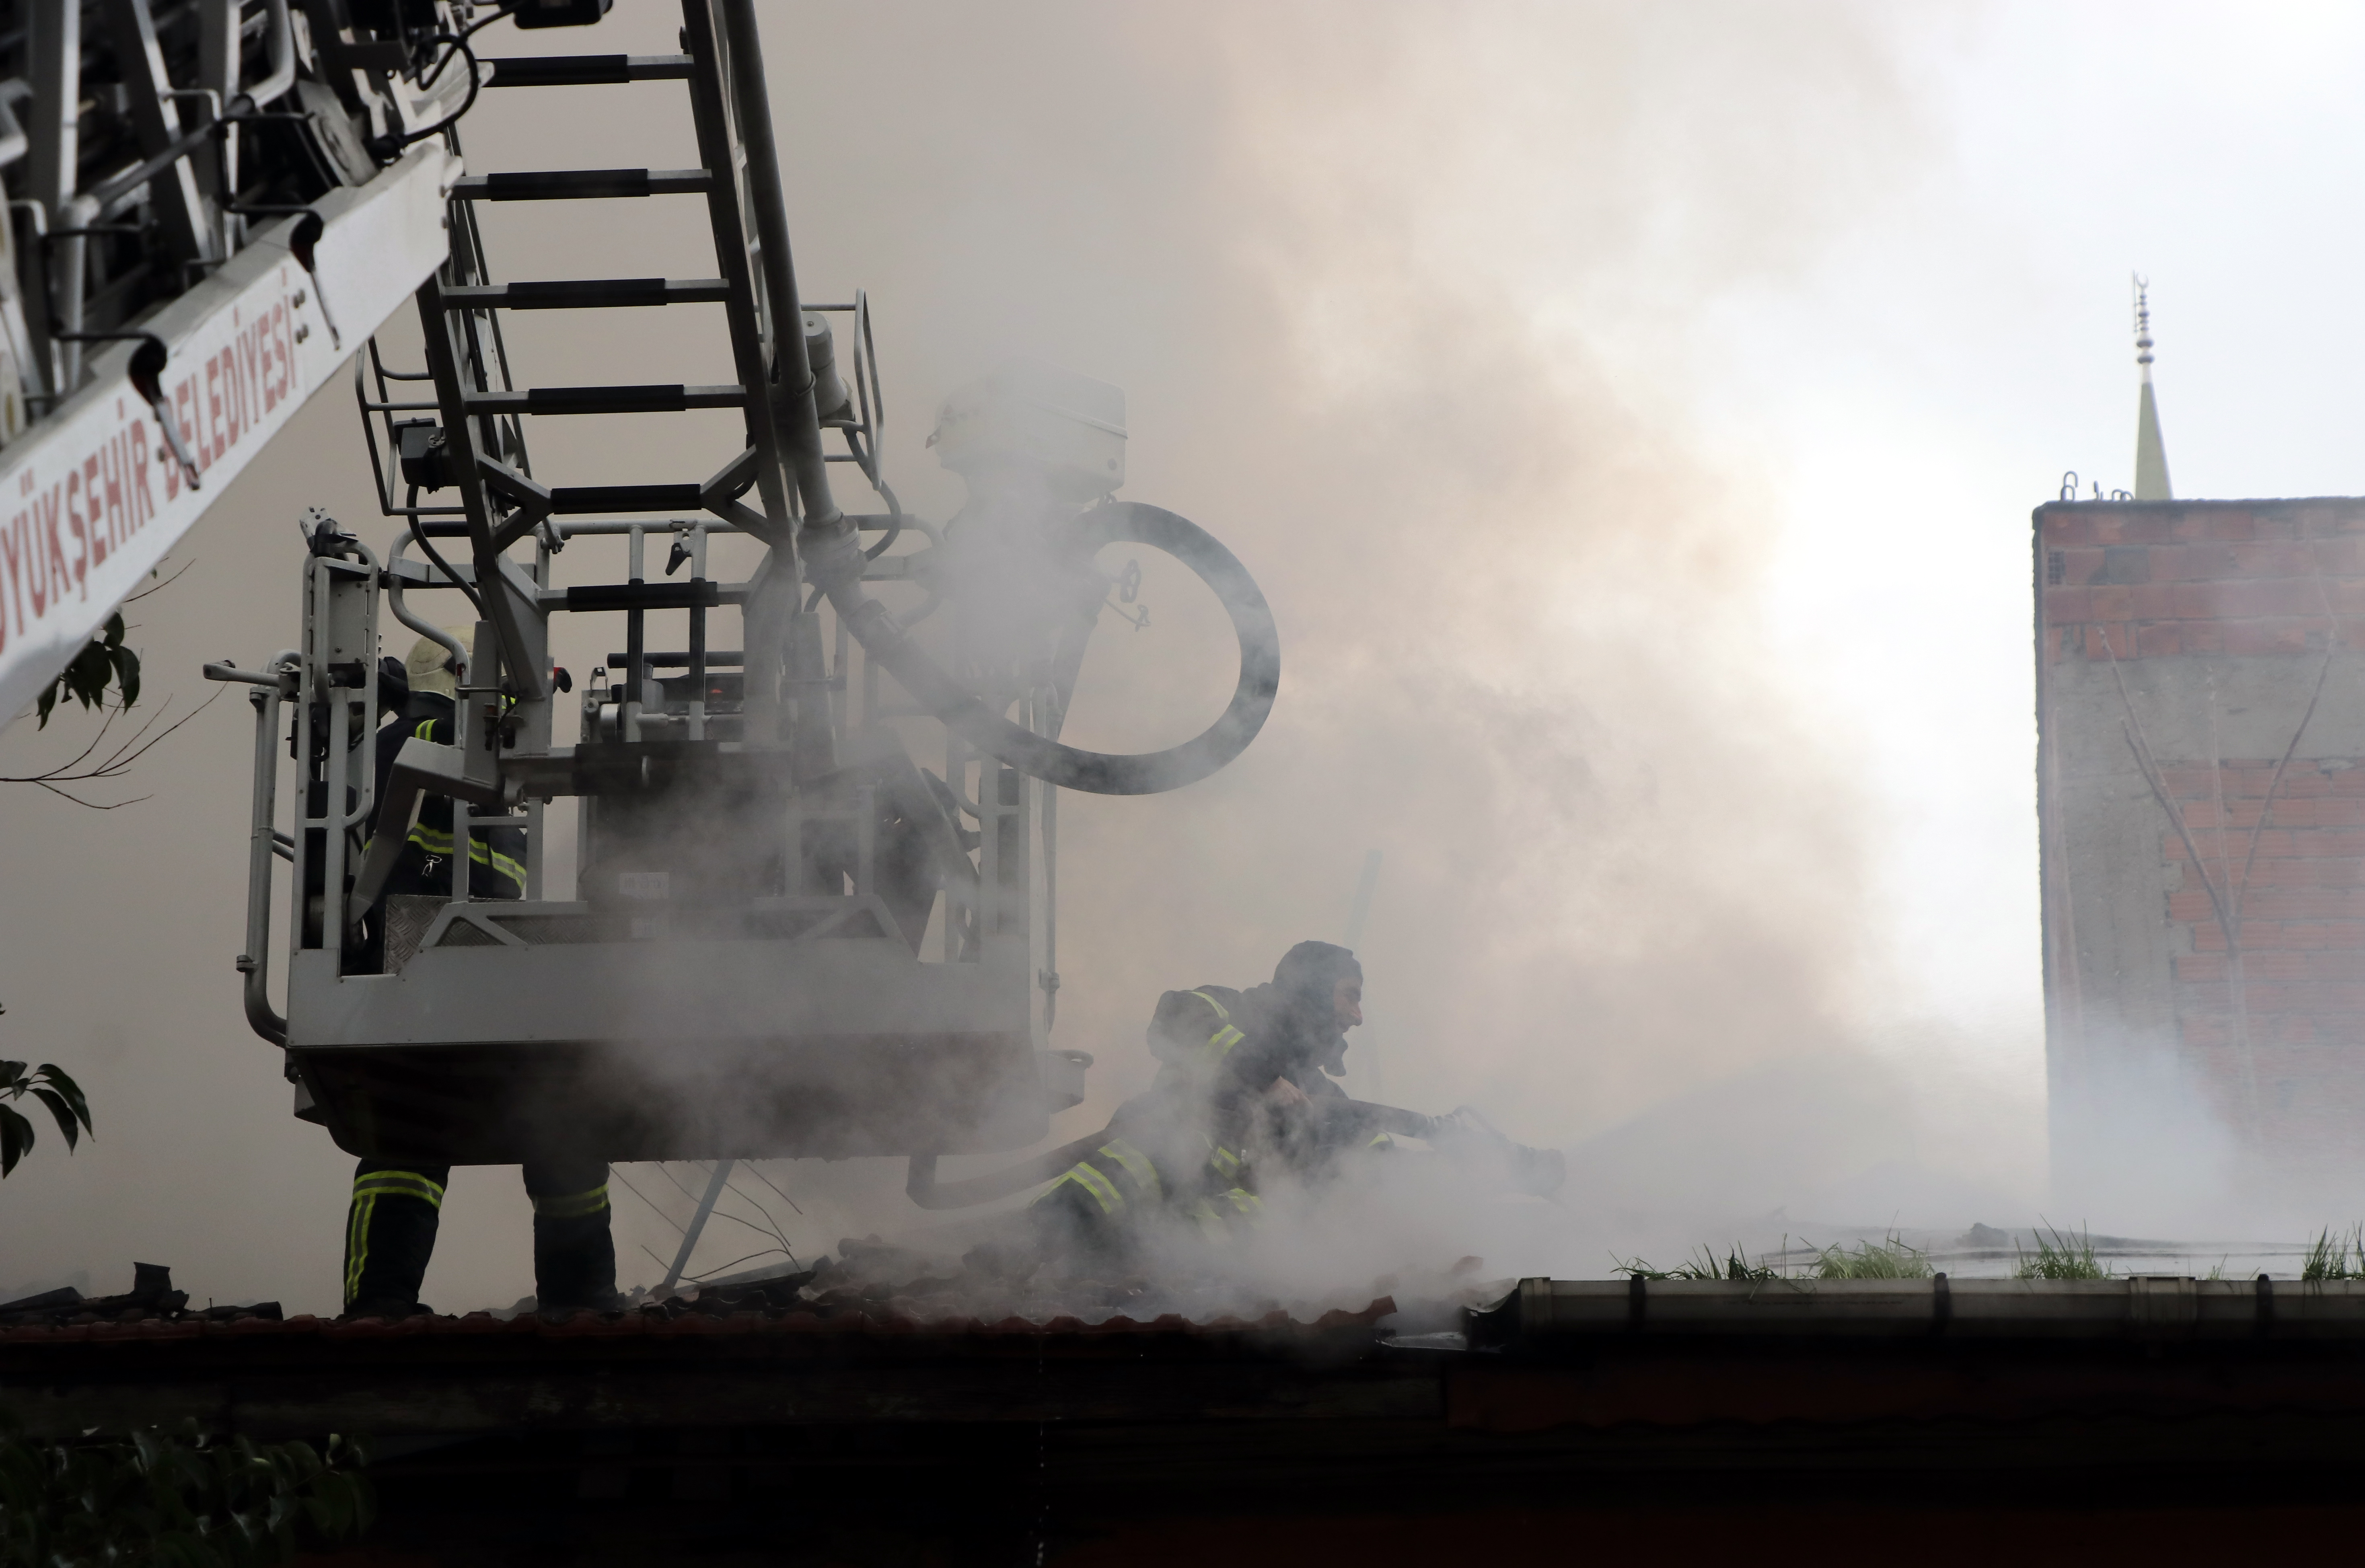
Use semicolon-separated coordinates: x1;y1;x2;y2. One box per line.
0;143;456;727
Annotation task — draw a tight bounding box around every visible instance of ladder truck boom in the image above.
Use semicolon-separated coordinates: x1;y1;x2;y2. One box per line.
0;0;598;726
194;0;1281;1175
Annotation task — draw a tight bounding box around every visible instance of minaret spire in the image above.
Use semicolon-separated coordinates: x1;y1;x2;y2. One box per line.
2133;274;2173;501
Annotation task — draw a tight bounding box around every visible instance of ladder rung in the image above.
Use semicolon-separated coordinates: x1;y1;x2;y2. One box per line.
456;169;712;201
607;651;747;668
566;581;724;612
550;485;705;514
464;384;745;416
484;54;694;87
442;278;732;310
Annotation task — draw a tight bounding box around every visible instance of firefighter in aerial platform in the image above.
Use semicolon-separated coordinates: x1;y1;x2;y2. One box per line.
1028;941;1565;1263
338;632;618;1318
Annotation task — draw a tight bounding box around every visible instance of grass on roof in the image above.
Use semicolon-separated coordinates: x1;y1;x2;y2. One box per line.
1614;1244;1781;1282
2013;1223;2111;1280
1813;1233;1934;1279
2301;1225;2365;1281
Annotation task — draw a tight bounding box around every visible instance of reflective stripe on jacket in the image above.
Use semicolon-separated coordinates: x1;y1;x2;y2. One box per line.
1039;1135;1165;1217
1183;1185;1267;1243
1030;1129;1262;1246
1147;987;1251;1082
364;714;526;898
398;820;528;892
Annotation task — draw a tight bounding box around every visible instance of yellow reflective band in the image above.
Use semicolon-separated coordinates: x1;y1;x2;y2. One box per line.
1174;993;1246;1079
1222;1188;1266;1218
1368;1132;1395;1150
1185;1198;1230;1244
1029;1172;1081;1212
1209;1145;1240;1179
1189;1023;1244;1079
1055;1161;1124;1215
415;719;435;740
344;1192;375;1306
343;1169;446;1307
352;1170;446;1208
1098;1138;1162;1201
532;1184;610;1221
405;824;526;892
1186;990;1233;1022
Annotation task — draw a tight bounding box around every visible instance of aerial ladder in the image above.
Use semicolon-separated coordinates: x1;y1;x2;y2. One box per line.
173;0;1284;1186
0;0;482;723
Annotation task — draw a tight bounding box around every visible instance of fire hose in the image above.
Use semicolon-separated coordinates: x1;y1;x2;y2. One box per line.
807;500;1281;796
905;1098;1563;1209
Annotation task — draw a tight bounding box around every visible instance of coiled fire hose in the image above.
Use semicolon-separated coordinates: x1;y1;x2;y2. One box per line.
807;500;1281;796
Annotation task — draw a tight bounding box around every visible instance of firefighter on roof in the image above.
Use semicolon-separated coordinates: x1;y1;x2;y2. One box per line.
1028;940;1569;1265
1030;941;1387;1260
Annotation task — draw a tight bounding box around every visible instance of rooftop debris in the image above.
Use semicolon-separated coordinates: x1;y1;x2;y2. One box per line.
608;1238;1490;1337
0;1265;278;1330
0;1247;1495;1342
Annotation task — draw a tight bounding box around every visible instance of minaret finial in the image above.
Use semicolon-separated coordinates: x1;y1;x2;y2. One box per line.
2134;274;2154;382
2132;273;2172;500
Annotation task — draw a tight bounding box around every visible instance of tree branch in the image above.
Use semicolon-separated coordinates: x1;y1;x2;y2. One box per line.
0;689;222;808
122;559;193;604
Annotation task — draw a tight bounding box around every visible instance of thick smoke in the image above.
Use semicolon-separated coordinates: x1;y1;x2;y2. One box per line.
0;3;2068;1315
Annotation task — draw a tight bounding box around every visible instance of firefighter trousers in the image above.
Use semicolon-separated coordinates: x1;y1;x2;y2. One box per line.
342;1155;617;1312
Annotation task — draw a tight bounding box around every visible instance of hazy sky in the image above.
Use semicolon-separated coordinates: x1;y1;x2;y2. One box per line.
4;2;2354;1311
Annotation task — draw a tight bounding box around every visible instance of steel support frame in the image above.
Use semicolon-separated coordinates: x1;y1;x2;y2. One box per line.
95;0;218;271
291;546;380;957
24;0;78;395
259;0;1057;1166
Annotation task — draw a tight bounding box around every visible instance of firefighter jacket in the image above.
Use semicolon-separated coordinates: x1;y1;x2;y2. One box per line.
1147;982;1350;1108
1029;984;1374;1256
364;695;526;900
1030;1081;1268;1254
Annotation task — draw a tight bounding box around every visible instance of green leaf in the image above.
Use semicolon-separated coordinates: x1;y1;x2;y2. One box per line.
29;1089;78;1152
65;642;110;711
0;1060;26;1090
0;1424;372;1564
315;1471;364;1538
0;1102;30;1175
32;1065;90;1136
112;644;141;711
35;618;141;727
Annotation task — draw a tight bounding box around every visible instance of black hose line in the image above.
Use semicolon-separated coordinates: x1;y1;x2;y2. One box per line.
811;501;1280;796
904;1130;1112;1211
903;1098;1440;1211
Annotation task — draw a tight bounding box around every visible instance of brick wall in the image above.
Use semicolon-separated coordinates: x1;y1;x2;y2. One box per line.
2161;759;2365;1141
2038;500;2365;1182
2040;509;2365;664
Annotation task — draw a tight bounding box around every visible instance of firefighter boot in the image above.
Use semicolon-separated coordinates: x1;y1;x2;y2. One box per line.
525;1157;621;1313
342;1159;451;1317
